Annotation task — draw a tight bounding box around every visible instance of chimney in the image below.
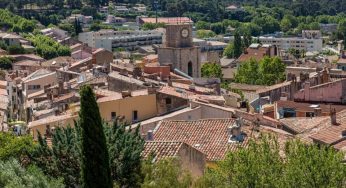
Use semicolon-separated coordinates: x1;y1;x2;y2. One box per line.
167;77;173;87
58;79;64;94
330;108;337;125
148;86;157;95
121;90;131;98
147;130;153;141
314;108;322;117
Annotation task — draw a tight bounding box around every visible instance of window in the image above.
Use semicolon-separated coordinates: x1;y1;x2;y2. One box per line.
188;61;193;77
306;112;315;118
132;110;138;122
165;98;172;105
111;112;116;120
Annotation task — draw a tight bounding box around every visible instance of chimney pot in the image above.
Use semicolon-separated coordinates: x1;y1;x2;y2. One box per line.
330;108;337;125
147;130;153;141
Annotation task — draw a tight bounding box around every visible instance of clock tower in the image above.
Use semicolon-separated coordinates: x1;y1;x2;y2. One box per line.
165;24;193;48
158;23;201;78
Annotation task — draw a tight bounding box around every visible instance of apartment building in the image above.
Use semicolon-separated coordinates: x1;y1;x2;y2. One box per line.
258;30;323;52
78;30;163;51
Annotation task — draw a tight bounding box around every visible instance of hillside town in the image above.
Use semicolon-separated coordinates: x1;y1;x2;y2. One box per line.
0;0;345;187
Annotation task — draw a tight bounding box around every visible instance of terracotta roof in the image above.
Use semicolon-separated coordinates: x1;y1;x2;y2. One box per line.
13;60;40;66
237;47;270;63
229;83;266;92
309;124;346;145
28;114;78;128
41;56;76;67
256;81;292;94
280;117;328;134
153;119;237;161
334;140;346;151
140;17;193;24
53;92;78;103
276;100;346;113
97;95;123;103
296;110;346;144
142;141;184;160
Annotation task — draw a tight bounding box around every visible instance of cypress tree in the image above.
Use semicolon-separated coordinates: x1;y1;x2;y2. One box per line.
79;85;112;188
233;30;242;58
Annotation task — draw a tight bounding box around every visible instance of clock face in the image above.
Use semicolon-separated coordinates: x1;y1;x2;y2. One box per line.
181;28;189;38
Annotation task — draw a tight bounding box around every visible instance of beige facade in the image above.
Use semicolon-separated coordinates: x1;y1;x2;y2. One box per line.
98;94;157;124
22;70;58;99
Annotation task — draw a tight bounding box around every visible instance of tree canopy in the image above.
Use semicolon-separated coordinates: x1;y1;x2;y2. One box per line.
201;63;222;79
26;34;71;60
234;57;286;85
195;135;346;188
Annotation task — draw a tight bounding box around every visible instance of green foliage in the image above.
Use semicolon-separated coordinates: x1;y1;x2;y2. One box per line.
0;41;8;51
141;23;166;31
234;57;286;86
201;63;222;79
0;159;64;188
233;31;242;58
195;21;210;30
142;158;192;188
0;9;35;33
30;121;145;187
0;132;35;161
223;43;235;58
196;30;216;39
30;127;81;187
8;45;25;55
195;136;346;188
27;34;71;59
0;56;14;70
105;122;144;188
79;85;112;188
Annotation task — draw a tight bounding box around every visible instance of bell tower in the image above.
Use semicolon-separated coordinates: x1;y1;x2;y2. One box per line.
165;24;193;48
158;23;201;78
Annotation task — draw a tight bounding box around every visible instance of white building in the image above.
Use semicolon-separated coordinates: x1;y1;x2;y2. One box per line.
78;30;163;51
67;14;93;25
105;15;126;24
259;30;323;52
41;28;68;41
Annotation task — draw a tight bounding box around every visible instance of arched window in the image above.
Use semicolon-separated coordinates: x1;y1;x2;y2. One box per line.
188;61;193;77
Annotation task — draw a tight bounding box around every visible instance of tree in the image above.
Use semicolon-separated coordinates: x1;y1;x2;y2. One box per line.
242;32;252;48
234;57;286;85
0;41;7;50
223;43;235;58
105;122;144;188
89;23;102;31
196;30;216;39
79;85;112;188
233;31;242;58
201;63;222;79
0;132;35;161
8;44;25;55
74;18;83;36
0;56;14;70
0;159;64;188
142;158;192;188
280;17;293;32
195;135;346;188
30;127;82;187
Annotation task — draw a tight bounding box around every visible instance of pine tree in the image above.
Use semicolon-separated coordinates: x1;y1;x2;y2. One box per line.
105;122;144;187
79;85;112;188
